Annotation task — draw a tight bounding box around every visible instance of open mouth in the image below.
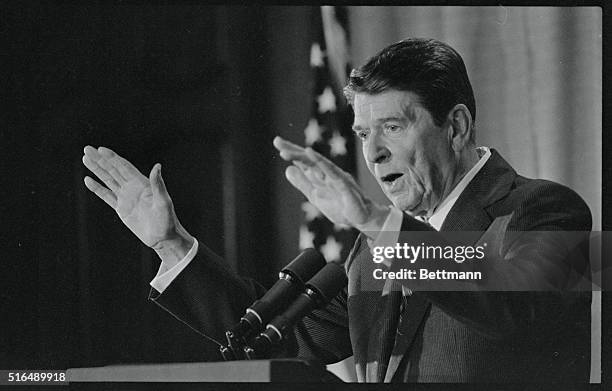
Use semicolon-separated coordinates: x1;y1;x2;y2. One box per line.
381;173;404;183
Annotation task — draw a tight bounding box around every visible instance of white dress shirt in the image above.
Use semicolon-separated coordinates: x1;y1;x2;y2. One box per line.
151;147;491;294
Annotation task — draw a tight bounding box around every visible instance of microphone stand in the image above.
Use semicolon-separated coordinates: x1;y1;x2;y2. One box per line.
218;249;331;361
247;262;347;360
219;331;259;361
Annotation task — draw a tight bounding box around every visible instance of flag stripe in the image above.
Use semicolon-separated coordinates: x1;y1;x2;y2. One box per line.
299;6;358;264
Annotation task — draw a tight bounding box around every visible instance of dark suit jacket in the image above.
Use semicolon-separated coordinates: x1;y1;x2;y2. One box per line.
150;150;592;383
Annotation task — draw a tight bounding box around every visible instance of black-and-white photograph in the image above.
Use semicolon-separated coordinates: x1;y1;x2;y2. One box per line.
1;4;605;389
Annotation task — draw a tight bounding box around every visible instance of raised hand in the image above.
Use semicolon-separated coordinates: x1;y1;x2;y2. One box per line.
273;136;389;235
82;146;193;264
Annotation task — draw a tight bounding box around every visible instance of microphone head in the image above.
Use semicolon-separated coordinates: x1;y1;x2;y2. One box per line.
305;262;347;304
281;248;327;286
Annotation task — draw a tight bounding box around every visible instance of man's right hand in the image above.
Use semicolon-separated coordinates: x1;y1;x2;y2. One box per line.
82;146;194;267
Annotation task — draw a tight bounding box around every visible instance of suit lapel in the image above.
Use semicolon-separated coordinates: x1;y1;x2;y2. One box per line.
347;236;403;383
383;293;430;382
442;149;516;232
441;198;491;232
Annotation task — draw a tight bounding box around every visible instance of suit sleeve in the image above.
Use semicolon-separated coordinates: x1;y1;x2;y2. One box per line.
149;241;352;363
391;182;592;339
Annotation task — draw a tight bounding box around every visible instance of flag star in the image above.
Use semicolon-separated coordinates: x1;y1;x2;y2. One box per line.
299;225;315;250
310;42;325;68
317;87;336;114
329;131;347;156
304;118;323;146
320;236;343;262
301;201;321;222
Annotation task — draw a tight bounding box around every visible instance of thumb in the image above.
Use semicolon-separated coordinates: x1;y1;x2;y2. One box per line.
149;163;170;203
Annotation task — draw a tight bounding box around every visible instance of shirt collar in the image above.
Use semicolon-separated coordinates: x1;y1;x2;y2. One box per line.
425;146;491;231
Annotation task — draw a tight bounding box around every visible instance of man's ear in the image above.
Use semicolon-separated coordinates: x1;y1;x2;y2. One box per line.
447;104;473;152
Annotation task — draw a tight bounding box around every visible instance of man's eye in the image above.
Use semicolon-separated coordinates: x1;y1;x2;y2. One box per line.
384;125;400;132
383;125;403;136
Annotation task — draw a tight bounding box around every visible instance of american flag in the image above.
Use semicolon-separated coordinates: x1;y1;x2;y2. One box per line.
298;6;359;263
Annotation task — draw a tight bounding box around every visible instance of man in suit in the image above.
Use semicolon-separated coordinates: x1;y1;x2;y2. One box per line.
82;38;592;382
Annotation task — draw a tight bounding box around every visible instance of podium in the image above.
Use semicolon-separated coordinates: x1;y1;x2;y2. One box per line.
67;359;342;383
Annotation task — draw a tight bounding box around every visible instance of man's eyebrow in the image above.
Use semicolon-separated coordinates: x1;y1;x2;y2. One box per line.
374;116;405;123
352;116;406;132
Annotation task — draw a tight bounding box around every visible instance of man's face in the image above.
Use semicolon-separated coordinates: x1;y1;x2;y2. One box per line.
352;89;455;216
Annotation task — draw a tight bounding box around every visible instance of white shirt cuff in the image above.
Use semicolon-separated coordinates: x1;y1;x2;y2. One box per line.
150;239;199;293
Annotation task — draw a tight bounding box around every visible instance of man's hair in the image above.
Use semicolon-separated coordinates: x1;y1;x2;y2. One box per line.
344;38;476;129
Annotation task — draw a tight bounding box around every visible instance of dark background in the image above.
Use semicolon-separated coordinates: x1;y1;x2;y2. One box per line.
1;4;318;369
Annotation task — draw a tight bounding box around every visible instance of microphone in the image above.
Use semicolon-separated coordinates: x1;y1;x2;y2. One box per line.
225;248;326;349
250;261;347;358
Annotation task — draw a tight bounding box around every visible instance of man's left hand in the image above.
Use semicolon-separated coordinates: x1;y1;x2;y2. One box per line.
273;136;389;237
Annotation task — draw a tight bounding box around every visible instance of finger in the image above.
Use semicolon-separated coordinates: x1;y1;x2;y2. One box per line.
274;137;314;165
149;163;171;204
95;156;128;184
84;176;117;209
278;147;311;163
285;165;315;199
305;147;347;183
84;145;103;160
295;160;326;186
82;155;120;192
273;136;305;153
98;146;142;180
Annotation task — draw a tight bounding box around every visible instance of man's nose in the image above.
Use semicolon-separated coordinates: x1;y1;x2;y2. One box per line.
365;136;391;164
